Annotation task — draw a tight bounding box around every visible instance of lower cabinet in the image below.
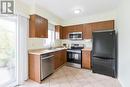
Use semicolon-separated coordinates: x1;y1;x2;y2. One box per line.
53;49;67;70
82;49;92;69
29;54;41;83
28;49;67;83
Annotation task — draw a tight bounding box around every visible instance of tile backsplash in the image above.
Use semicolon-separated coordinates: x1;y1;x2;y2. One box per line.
61;39;92;49
28;38;62;50
28;38;47;50
28;38;92;50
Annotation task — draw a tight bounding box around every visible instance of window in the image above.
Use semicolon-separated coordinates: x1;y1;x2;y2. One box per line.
45;24;55;47
56;32;59;40
0;16;17;87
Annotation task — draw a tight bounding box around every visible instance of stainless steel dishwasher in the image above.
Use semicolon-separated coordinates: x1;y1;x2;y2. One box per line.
40;53;54;80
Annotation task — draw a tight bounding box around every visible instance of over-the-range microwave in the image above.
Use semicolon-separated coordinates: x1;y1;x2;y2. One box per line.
69;32;83;40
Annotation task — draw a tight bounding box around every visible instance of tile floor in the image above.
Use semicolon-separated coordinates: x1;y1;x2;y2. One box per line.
19;66;122;87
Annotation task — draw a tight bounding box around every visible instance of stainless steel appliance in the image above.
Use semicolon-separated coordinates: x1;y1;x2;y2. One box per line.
67;44;84;68
40;53;54;80
69;32;83;40
92;30;117;78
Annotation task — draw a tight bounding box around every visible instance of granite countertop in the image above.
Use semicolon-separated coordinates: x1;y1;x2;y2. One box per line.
28;47;67;55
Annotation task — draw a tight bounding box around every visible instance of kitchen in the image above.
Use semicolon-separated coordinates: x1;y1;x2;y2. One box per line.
0;0;130;87
28;14;117;84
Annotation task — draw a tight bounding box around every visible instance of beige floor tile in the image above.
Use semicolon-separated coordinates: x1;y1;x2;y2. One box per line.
20;66;121;87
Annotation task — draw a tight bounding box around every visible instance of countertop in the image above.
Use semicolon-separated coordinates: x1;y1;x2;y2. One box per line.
82;48;92;51
28;47;67;55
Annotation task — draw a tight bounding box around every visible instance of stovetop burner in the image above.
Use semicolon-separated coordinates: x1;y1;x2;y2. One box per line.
69;44;84;50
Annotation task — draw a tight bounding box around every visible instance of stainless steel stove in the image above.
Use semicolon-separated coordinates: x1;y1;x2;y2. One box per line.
67;44;84;68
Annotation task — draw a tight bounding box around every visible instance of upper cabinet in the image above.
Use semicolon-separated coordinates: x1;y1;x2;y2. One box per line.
55;25;63;39
83;23;92;39
91;20;114;32
29;14;48;38
62;24;83;39
62;20;114;39
83;20;114;39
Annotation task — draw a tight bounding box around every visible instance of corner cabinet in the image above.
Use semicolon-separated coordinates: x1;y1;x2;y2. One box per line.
53;49;67;70
29;14;48;38
55;25;63;39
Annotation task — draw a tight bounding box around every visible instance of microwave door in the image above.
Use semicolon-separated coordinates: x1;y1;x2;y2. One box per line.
69;32;83;40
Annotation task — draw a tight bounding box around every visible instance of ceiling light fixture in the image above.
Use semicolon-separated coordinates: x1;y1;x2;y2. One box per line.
74;9;81;14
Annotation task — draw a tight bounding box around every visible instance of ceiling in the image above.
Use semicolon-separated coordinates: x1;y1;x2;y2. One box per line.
21;0;118;20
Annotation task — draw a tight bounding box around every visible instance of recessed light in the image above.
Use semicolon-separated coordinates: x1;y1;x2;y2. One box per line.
74;9;81;14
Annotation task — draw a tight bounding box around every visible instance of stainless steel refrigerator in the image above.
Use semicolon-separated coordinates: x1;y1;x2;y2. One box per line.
92;30;117;78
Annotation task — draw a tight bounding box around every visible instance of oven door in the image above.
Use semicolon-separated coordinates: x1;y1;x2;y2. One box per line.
67;50;81;64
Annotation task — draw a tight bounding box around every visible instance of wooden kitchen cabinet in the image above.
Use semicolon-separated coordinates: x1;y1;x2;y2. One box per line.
29;49;67;83
62;26;73;39
53;51;61;69
29;14;48;38
83;20;114;39
62;24;83;39
55;25;63;39
62;20;114;39
91;20;114;32
83;23;92;39
60;49;67;65
82;49;91;69
29;54;41;83
53;49;67;69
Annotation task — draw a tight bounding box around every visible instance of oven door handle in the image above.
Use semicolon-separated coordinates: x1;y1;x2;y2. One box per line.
67;50;81;53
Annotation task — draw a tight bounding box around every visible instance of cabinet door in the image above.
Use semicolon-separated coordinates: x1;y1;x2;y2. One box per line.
83;23;92;39
82;50;91;69
75;24;83;32
29;15;36;37
41;18;48;38
35;16;42;37
55;25;63;39
92;20;114;32
53;50;67;70
29;14;48;38
53;52;58;69
60;50;67;65
62;27;69;39
54;51;61;69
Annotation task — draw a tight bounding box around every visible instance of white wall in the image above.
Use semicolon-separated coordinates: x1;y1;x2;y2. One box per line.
117;0;130;87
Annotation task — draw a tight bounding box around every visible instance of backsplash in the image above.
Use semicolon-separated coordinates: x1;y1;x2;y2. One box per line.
28;38;92;50
28;38;62;50
61;39;92;49
28;38;46;50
